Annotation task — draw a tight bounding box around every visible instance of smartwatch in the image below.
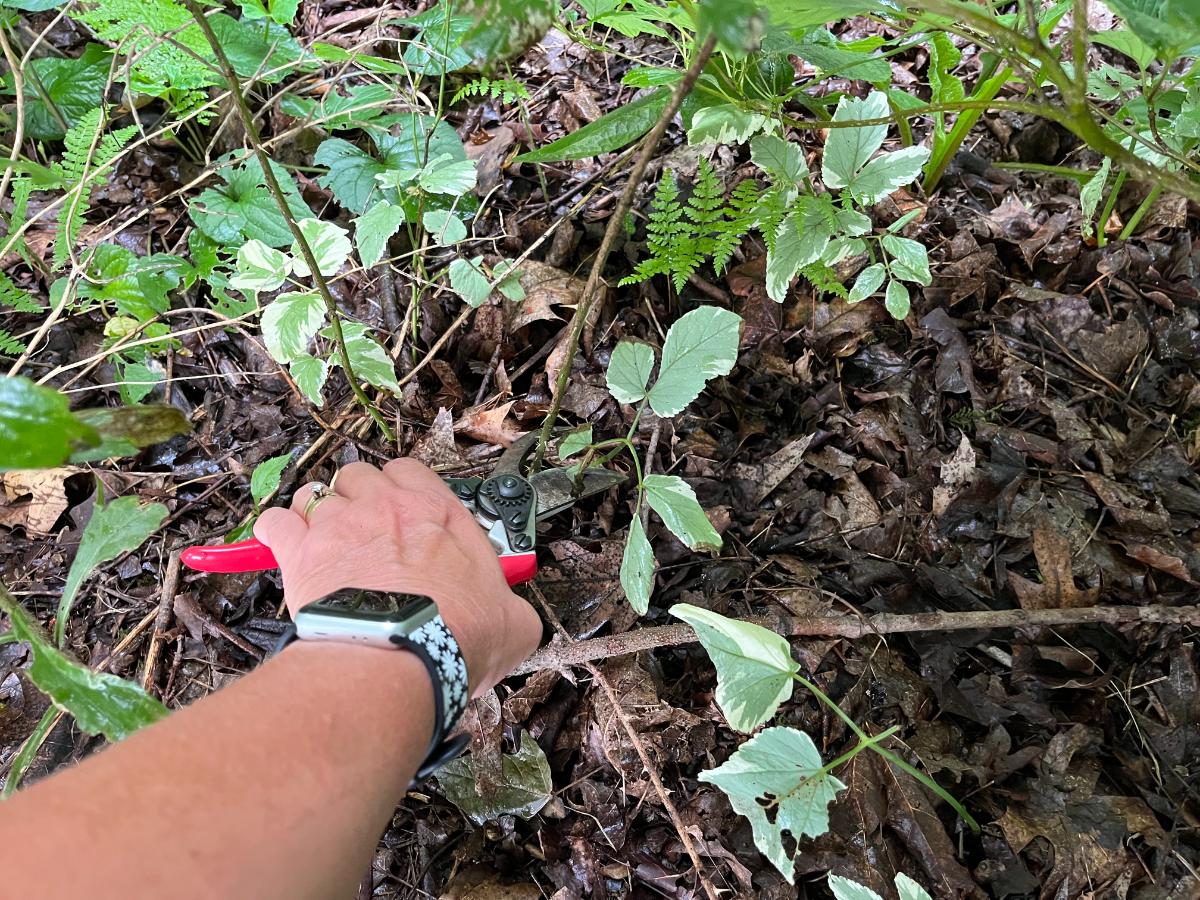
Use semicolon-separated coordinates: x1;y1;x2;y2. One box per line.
273;588;470;781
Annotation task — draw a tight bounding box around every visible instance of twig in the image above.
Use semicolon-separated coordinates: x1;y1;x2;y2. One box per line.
528;585;720;900
179;0;395;443
0;27;25;212
532;36;719;469
514;603;1200;675
141;549;182;694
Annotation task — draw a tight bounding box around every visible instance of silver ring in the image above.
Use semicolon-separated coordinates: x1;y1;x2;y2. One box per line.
302;483;336;521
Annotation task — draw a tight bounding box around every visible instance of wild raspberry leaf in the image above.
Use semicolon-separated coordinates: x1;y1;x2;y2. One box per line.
289;354;328;406
643;474;721;551
417;155;477;196
750;133;806;184
647;306;741;416
355;202;408;268
422;209;468;247
229;240;290;295
606;340;655;405
250;453;292;507
322;322;401;395
881;234;931;286
290;219;352;278
57;495;168;645
670;604;797;731
448;256;492;308
557;425;593;459
262;291;326;364
0;587;168;740
848;262;886;303
699;726;846;884
621;517;654;614
827;875;885;900
895;874;935;900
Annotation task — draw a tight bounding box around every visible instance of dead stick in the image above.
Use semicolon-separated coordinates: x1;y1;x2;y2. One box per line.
141;549;182;693
531;36;719;469
513;604;1200;675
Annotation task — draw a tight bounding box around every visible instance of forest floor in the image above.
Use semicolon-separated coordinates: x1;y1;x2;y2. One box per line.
3;3;1200;899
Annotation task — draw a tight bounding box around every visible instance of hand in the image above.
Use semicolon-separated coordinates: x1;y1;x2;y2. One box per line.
253;459;542;696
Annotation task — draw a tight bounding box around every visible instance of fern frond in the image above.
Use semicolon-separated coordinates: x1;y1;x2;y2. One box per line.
451;77;530;106
711;177;759;274
758;185;789;255
0;271;40;313
685;159;724;257
0;329;26;356
54;108;138;270
800;261;848;298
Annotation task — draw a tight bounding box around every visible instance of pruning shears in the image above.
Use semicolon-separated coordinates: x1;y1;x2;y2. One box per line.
180;432;625;586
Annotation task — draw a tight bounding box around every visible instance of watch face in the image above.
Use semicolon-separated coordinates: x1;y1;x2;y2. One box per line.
294;589;438;648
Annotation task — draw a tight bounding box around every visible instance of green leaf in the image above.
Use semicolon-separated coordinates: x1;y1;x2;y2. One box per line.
229;240;290;295
822;91;890;189
422;208;469;246
290;219;352;278
643;474;721;551
207;14;307;82
493;260;524;301
11;44;110;140
191;159;312;248
313;139;391;215
1104;0;1200;57
766;197;836;302
280;83;396;132
827;874;884;900
325;322;400;394
57;494;168;645
261;291;326;363
880;234;931;286
558;425;593;458
687;105;776;146
436;729;552;824
289;354;328;406
515;89;669;163
1091;29;1158;68
841;146;930;206
396;2;475;75
699;727;846;884
0;376;98;471
448;256;493;307
355;201;409;267
697;0;763;56
648;307;741;417
670;603;797;732
848;262;886;303
884;280;911;319
757;0;882;30
621;517;655;614
250;453;291;506
606;340;655;405
418;155;478;196
70;405;190;461
0;587;168;741
750;133;806;184
1079;157;1111;236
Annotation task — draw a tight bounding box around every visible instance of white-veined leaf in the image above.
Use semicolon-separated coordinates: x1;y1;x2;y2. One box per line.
354;201;408;267
841;145;929;205
262;290;326;363
884;280;911;319
670;603;797;731
289;353;328;406
848;262;886;302
228;240;290;294
324;322;401;394
448;256;492;307
766;198;836;302
606;340;655;404
643;474;720;551
647;307;741;416
621;516;655;614
880;234;931;286
290;219;352;277
699;726;846;884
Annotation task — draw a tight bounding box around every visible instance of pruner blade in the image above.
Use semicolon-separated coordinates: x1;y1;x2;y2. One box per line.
496;431;626;520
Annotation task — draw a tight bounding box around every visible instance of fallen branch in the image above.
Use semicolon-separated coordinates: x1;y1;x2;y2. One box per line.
514;603;1200;675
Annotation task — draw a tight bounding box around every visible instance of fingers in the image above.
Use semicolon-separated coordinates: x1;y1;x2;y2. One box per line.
253;506;308;569
329;462;395;500
290;481;349;524
381;457;456;496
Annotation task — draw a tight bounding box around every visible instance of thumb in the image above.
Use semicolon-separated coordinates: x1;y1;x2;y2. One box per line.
254;506;307;571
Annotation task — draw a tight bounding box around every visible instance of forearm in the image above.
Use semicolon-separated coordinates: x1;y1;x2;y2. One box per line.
0;642;433;900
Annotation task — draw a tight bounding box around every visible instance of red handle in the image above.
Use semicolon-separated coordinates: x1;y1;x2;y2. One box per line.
181;538;538;587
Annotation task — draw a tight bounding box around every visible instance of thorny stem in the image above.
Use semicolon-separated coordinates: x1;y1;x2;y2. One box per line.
531;35;719;470
180;0;395;443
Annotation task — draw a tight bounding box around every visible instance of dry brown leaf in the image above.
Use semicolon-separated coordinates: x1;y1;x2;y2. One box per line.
933;434;976;517
0;468;80;534
509;260;583;331
439;865;542;900
732;434;814;504
464;125;515;197
410;407;465;470
1008;522;1100;609
1122;542;1198;585
456;400;525;447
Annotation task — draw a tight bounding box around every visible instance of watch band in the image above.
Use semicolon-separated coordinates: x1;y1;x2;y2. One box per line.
272;590;470;782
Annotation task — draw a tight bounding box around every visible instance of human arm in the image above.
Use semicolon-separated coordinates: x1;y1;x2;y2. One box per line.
0;459;542;900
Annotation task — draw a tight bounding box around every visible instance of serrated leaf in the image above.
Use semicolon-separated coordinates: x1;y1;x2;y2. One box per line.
422;209;468;246
699;727;846;883
766;198;836;302
449;256;492;307
290;219;352;277
191;159;312;249
881;234;931;286
848;263;886;302
15;44;110;140
436;729;552;824
558;425;593;458
828;874;885;900
822;92;890;190
229;240;290;294
895;874;934;900
326;322;401;395
884;280;911;319
289;354;328;406
643;474;721;551
606;340;655;404
262;291;326;363
515;89;668;163
0;587;168;740
354;201;408;268
621;517;655;614
697;0;763;56
648;307;741;416
250;453;291;506
670;603;797;731
687;105;775;145
750;133;806;184
841;145;929;206
57;494;168;645
418;156;478;196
